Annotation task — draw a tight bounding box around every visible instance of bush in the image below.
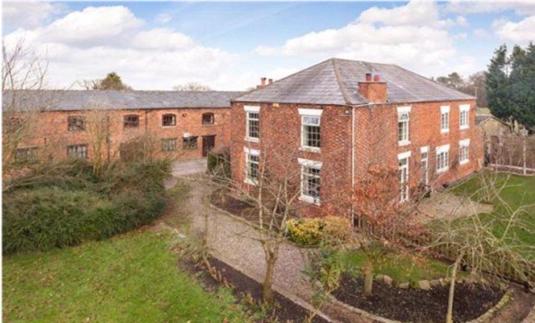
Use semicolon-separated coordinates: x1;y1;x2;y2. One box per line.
286;216;351;247
207;147;230;179
3;159;170;254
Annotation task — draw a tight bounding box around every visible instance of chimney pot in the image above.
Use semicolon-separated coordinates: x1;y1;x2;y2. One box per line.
365;73;372;82
373;74;381;82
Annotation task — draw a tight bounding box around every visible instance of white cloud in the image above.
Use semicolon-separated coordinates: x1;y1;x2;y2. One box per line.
447;0;535;16
155;12;173;24
4;5;244;90
494;15;535;45
3;1;63;29
255;0;462;76
473;28;491;38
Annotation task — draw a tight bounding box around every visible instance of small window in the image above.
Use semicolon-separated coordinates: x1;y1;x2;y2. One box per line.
68;115;86;131
161;138;177;152
15;147;38;164
440;106;450;133
183;136;198;150
162;114;176;127
245;149;260;185
398;112;410;144
459;139;470;165
459;104;470;130
67;144;88;159
436;145;450;173
202;113;214;125
124;114;139;128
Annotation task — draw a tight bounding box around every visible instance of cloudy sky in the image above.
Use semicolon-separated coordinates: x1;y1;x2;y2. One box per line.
3;0;534;90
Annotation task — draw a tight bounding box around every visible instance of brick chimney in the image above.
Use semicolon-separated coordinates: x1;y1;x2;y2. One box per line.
358;73;387;103
257;77;268;89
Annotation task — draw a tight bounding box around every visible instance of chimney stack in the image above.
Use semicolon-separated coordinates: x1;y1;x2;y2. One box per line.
358;72;387;103
268;78;273;85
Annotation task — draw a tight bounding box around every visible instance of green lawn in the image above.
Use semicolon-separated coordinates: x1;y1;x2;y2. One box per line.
451;172;535;260
3;231;249;322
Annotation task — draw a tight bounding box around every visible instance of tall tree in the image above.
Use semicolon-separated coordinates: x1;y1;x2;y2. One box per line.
486;45;511;122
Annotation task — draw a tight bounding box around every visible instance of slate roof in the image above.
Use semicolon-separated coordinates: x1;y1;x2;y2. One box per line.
3;90;244;111
235;58;474;106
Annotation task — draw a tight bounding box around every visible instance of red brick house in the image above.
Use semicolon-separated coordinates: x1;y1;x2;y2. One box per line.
3;90;243;163
230;58;483;216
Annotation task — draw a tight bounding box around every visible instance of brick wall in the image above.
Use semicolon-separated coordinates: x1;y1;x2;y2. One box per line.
230;99;482;217
12;107;230;162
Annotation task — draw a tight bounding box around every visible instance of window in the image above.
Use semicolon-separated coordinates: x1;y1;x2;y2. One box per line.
244;148;260;185
244;105;260;141
182;136;198;150
299;108;322;151
298;158;322;204
459;104;470;130
68;115;85;131
15;147;38;164
162;114;176;127
398;151;411;202
436;144;450;173
397;106;411;145
459;139;470;165
420;146;429;186
67;144;88;159
124;114;139;128
440;106;450;133
202;113;215;125
162;138;177;152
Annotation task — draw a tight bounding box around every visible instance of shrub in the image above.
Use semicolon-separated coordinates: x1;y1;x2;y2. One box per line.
286;216;351;247
207;147;230;179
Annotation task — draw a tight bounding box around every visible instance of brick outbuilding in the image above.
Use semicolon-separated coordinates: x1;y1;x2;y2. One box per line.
230;58;483;216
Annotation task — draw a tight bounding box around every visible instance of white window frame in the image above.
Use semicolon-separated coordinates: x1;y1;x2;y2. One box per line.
298;158;322;204
436;144;450;173
459;104;470;130
398;151;411;202
244;105;260;143
420;146;429;186
299;108;322;152
244;147;260;185
459;139;470;165
440;106;450;134
397;106;411;146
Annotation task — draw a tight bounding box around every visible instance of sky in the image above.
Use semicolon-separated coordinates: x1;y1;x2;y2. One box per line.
2;1;535;91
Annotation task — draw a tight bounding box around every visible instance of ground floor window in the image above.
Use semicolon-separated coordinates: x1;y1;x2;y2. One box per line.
298;158;322;204
162;138;177;152
182;136;198;150
459;139;470;165
15;147;38;164
67;144;88;159
398;152;411;202
420;147;429;186
244;148;260;185
436;144;450;173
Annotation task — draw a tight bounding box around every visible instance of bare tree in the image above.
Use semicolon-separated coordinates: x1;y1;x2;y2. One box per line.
173;82;212;92
86;109;112;175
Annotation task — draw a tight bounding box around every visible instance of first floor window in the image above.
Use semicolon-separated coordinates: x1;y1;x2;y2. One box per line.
182;136;198;150
162;138;177;151
124;114;140;128
299;108;323;151
440;106;450;133
68;115;86;131
436;145;450;173
15;147;38;163
245;149;260;184
397;106;411;144
399;156;409;202
67;144;88;159
299;158;322;204
202;113;215;125
459;104;470;129
245;106;260;141
459;139;470;165
162;114;176;127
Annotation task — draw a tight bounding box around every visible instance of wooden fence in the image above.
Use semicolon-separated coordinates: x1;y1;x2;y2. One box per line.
487;135;535;175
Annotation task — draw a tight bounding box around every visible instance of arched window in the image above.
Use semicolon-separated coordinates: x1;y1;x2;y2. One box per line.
162;114;176;127
202;112;214;125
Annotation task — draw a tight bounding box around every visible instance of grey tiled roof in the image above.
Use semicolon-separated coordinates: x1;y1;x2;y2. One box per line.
236;58;474;105
3;90;244;111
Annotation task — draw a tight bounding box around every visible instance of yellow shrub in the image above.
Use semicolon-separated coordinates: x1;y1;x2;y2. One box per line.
286;216;351;247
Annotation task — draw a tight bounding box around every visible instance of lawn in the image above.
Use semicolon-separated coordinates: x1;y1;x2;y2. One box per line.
3;231;250;322
451;171;535;260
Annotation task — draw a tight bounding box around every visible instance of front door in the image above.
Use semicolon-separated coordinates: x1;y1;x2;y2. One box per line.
202;135;215;157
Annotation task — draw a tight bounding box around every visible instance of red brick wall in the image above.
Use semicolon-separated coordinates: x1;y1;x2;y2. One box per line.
12;107;230;162
231;99;482;216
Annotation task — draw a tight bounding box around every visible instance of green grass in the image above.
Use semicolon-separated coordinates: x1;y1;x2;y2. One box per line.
335;248;453;284
451;172;535;260
3;231;249;322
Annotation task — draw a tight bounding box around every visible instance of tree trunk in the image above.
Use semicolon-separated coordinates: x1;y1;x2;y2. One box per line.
262;240;280;304
446;253;463;323
363;259;374;296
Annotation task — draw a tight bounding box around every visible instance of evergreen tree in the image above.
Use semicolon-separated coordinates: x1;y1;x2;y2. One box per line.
486;45;511;122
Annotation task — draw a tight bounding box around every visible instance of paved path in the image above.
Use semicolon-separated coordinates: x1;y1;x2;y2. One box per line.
171;158;207;177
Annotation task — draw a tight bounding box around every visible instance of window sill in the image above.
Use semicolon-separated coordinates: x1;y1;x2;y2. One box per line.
398;140;411;147
440;129;449;134
437;167;449;174
245;137;259;143
459;159;469;166
162;125;177;128
460;126;469;131
299;146;321;153
299;195;321;205
244;178;257;186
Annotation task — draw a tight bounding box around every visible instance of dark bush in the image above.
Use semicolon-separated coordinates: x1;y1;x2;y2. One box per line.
3;159;170;254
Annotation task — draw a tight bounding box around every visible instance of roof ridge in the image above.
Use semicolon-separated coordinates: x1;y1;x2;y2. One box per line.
331;58;354;105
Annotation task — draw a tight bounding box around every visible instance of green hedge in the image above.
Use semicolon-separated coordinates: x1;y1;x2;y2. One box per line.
3;160;170;254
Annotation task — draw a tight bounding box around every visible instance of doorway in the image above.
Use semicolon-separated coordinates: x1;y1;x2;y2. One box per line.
202;135;215;157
